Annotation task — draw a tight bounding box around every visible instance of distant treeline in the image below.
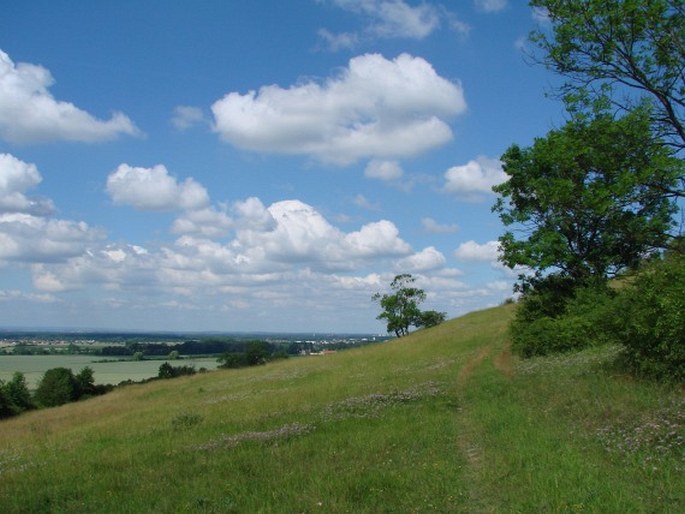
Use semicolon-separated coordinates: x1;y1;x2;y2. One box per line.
98;339;255;356
98;338;380;357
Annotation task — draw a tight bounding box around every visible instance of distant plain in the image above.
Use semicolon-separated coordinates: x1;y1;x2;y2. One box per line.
0;355;219;387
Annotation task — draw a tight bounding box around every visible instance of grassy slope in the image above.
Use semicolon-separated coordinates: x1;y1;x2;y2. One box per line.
0;304;682;513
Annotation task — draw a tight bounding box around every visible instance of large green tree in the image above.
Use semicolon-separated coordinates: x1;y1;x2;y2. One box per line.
493;108;681;288
530;0;685;164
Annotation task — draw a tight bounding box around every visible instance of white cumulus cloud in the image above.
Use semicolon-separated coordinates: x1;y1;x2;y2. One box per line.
211;53;466;165
395;246;446;271
106;164;210;211
454;240;500;262
232;200;410;268
232;197;277;231
343;219;411;259
0;49;140;144
171;207;233;238
443;156;507;200
0;213;103;264
0;154;102;264
0;153;54;215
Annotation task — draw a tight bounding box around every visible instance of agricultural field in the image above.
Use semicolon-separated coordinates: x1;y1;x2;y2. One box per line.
0;355;220;388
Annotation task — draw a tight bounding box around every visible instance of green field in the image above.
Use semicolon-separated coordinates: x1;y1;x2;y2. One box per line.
0;355;220;388
1;304;683;512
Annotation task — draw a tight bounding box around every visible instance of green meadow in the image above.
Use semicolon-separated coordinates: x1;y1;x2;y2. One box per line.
0;304;683;513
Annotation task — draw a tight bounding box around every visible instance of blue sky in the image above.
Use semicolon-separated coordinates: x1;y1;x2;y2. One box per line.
0;0;564;333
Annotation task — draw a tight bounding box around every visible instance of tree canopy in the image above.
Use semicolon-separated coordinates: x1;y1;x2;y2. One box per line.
493;107;681;288
530;0;685;163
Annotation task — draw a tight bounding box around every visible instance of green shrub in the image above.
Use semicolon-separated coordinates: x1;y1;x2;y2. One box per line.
217;341;275;369
511;282;615;358
158;363;196;379
513;274;578;323
217;352;247;369
608;254;685;381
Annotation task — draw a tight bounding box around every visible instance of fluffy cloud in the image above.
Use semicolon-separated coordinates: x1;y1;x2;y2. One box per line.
232;197;277;231
106;164;210;211
454;239;500;262
31;198;414;297
0;213;102;264
31;243;154;292
0;154;102;264
364;159;403;181
20;217;518;332
474;0;507;13
232;200;411;269
0;153;511;330
212;53;466;165
0;153;54;215
395;246;446;271
443;156;507;200
0;49;140;144
344;219;411;259
171;207;233;238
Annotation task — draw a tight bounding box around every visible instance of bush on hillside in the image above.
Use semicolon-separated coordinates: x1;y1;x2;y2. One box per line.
158;362;196;379
33;367;79;408
32;367;111;409
511;281;615;357
512;274;579;323
217;341;275;369
3;372;34;414
607;253;685;381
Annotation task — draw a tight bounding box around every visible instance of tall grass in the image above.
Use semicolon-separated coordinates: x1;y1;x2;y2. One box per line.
0;304;682;512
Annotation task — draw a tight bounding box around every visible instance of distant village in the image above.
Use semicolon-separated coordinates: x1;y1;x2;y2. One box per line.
0;331;391;356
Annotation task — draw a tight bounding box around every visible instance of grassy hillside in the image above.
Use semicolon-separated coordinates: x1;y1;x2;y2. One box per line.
1;304;683;513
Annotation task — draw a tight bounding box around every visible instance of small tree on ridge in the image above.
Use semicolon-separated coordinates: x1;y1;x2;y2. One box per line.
373;274;445;337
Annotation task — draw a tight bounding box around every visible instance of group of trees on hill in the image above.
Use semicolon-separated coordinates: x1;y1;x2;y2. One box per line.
491;0;684;380
0;366;113;419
